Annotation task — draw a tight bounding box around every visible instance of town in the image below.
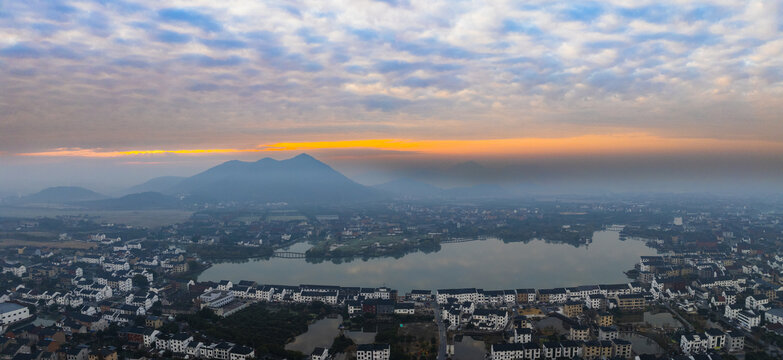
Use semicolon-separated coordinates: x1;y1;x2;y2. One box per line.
0;197;782;360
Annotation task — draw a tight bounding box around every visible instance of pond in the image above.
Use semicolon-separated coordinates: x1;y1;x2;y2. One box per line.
620;332;665;355
453;335;488;360
284;316;377;355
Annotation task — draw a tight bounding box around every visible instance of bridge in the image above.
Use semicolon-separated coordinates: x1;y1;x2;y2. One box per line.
440;237;484;244
272;251;307;259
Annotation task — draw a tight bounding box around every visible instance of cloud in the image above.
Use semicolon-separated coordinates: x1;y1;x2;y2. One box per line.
158;8;222;32
155;30;191;44
187;82;221;92
200;38;247;49
112;57;150;68
374;60;462;74
361;95;412;112
1;0;783;158
179;54;245;67
0;44;42;58
560;2;604;22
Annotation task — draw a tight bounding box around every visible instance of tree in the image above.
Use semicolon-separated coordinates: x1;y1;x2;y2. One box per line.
132;274;149;288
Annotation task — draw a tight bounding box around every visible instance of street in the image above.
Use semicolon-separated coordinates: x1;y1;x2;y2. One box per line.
432;301;447;360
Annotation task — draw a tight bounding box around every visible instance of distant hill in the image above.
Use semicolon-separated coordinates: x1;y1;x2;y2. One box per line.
168;153;383;204
20;186;106;204
374;178;444;198
124;176;186;195
443;184;511;199
80;192;181;210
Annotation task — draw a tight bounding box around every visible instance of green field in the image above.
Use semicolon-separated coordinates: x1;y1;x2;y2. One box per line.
0;206;193;227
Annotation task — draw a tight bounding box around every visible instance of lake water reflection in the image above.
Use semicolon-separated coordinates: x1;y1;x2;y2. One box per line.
200;230;657;292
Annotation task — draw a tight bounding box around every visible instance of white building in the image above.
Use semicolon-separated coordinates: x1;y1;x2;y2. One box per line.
491;343;540;360
311;347;329;360
356;344;390;360
471;309;509;330
169;333;194;353
0;302;30;325
436;288;481;304
745;294;769;311
393;303;415;315
680;333;706;354
1;264;26;277
510;327;532;344
764;308;783;325
199;290;235;309
737;310;760;330
704;328;725;350
724;304;742;319
726;331;745;353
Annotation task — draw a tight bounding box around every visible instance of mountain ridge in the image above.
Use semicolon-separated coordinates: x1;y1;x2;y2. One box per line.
167;153;383;204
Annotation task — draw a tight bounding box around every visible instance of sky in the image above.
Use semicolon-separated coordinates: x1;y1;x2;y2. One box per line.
1;0;783;195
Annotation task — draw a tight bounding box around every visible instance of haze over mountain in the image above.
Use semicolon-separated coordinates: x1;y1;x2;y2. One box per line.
122;176;186;195
166;153;382;204
79;192;181;210
17;186;106;204
373;178;445;198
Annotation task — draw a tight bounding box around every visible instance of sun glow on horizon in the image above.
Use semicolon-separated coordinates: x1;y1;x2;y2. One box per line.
13;134;783;159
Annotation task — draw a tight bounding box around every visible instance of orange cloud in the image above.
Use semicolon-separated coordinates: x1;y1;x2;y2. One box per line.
17;147;267;158
14;134;783;158
261;135;783;157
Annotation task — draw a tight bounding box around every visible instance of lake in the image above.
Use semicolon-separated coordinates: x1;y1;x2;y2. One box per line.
199;230;658;292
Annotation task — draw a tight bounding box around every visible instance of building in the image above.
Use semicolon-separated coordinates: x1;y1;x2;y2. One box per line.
356;344;390;360
680;333;706;354
586;293;607;310
491;343;540;360
515;289;536;303
311;347;328;360
612;339;632;359
680;329;725;354
705;328;725;349
737;310;760;330
599;326;618;341
510;327;532;344
0;302;31;325
170;333;194;353
582;340;601;360
724;303;742;319
563;301;583;318
745;294;769;311
199;290;235;309
88;349;118;360
229;345;255;360
471;309;509;330
569;325;589;341
764;307;783;325
615;294;645;311
596;311;613;327
726;330;745;353
491;343;523;360
66;347;89;360
436;288;481;304
393;303;415;315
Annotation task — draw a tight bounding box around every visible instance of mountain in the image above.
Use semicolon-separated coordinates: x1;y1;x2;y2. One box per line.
124;176;186;195
374;178;444;198
168;153;383;204
19;186;106;204
80;192;181;210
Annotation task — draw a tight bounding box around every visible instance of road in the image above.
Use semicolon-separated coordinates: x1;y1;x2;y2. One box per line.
663;302;694;331
432;301;447;360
